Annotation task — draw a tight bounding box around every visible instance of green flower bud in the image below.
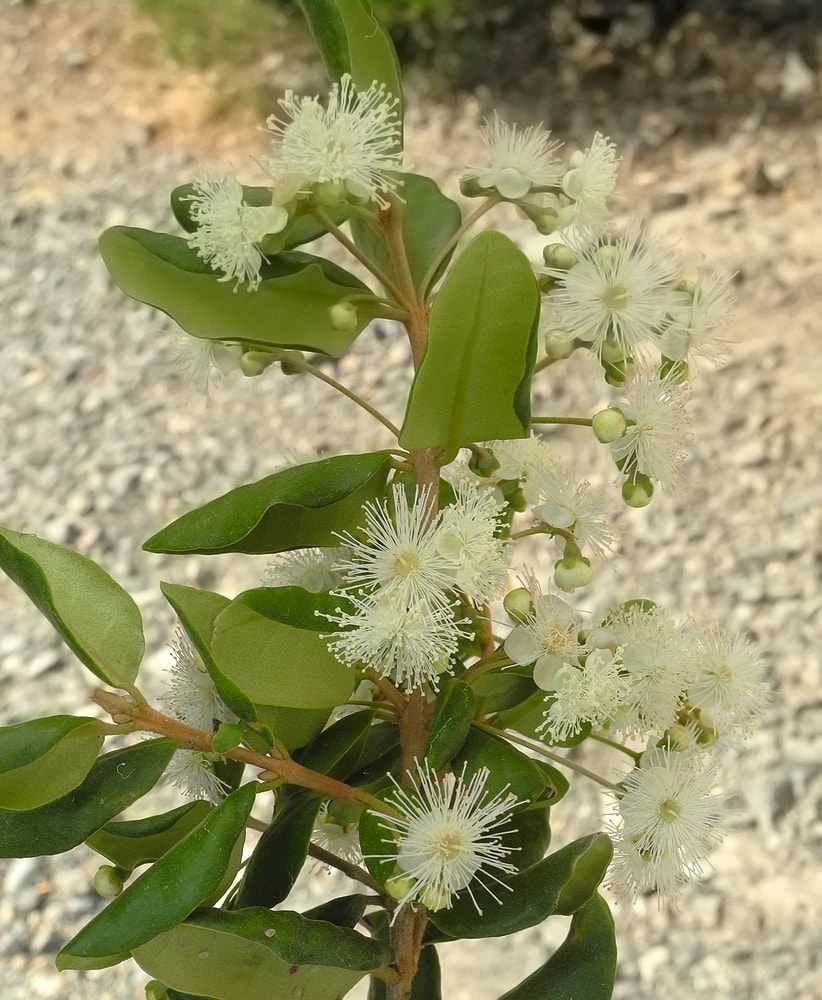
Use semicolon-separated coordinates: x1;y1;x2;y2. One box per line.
279;350;306;376
93;864;124;899
459;175;485;198
592;407;628;443
145;982;169;1000
418;882;450;912
600;336;627;366
542;243;578;271
329;301;359;332
621;475;654;507
554;556;593;593
468;446;500;477
503;587;534;623
240;350;276;377
604;357;636;386
313;181;347;206
543;329;576;359
385;870;416;902
660;358;689;384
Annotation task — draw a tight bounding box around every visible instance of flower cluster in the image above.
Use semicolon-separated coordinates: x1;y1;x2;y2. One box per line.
322;482;509;691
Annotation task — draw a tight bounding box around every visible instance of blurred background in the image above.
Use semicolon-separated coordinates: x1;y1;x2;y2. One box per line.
1;1;821;999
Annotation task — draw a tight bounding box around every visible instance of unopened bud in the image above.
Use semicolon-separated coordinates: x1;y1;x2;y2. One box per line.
145;982;169;1000
543;329;576;359
329;301;358;332
621;475;654;508
240;350;276;377
504;587;534;623
542;243;578;271
313;181;347;206
660;358;689;384
385;871;416;902
592;407;628;443
600;336;627;366
554;556;594;593
604;357;636;386
418;882;450;912
93;864;124;899
468;446;500;478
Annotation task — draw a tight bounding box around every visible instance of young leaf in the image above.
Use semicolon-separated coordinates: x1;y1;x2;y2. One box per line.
99;228;382;358
0;739;176;858
349;174;462;295
132;907;392;1000
145;452;391;555
0;716;105;810
85;801;213;875
399;230;540;455
497;894;617;1000
298;0;403;119
210;602;354;710
56;782;256;970
0;527;144;688
428;833;613;939
234;794;321;908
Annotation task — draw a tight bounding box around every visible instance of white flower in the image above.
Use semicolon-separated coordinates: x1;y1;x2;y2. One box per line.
537;648;628;742
312;801;363;867
559;132;620;230
610;368;693;492
321;589;469;692
172;334;243;396
266;74;405;207
165;749;229;806
488;435;557;503
262;547;343;593
437;482;510;604
166;628;233;732
660;265;735;365
686;626;768;737
546;222;679;357
615;747;724;869
605;605;690;735
374;761;521;916
464;113;563;200
504;591;581;690
186;172;288;289
607;835;690;900
334;485;455;607
529;459;613;557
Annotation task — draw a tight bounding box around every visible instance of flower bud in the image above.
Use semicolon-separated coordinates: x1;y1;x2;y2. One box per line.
240;350;276;377
504;587;534;623
600;336;627;366
554;556;593;593
603;357;636;386
145;982;169;1000
313;181;347;206
459;175;485;198
418;882;451;912
542;243;578;271
468;446;501;478
543;329;576;360
621;475;654;508
385;871;416;902
592;407;628;443
93;864;124;899
329;301;358;332
660;358;689;384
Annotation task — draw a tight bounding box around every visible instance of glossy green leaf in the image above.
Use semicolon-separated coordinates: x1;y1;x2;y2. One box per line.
499;690;591;746
57;782;256;970
450;726;547;803
253;705;331;753
292;710;373;780
132;907;392;999
235;794;320;908
298;0;403;117
399;230;539;455
171;184;351;251
533;760;570;805
161;583;256;722
0;527;144;688
350;174;461;295
212;723;245;754
473;672;536;715
345;720;400;788
0;739;176;858
369;942;440;1000
0;716;105;810
304;893;370;928
424;678;476;772
86;801;213;874
145;452;391;556
357;787;402;886
211;602;354;709
99;227;381;358
504;804;552;871
428;833;613;939
233;585;351;632
498;894;617;1000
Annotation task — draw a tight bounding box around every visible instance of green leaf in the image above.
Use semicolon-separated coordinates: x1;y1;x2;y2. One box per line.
235;794;320;908
473;671;537;715
428;833;613;940
399;230;540;455
498;894;617;1000
345;720;400;788
424;679;476;772
0;739;176;858
132;907;392;999
145;452;391;556
161;583;256;722
57;783;256;970
292;710;373;780
350;174;462;295
99;228;382;358
86;801;213;875
533;760;570;805
0;527;144;688
504;804;551;871
234;585;351;632
210;602;354;710
303;893;370;928
298;0;403;118
0;716;105;810
253;705;331;754
450;726;547;803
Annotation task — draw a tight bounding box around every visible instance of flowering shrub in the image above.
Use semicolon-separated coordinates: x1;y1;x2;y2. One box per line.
0;3;767;999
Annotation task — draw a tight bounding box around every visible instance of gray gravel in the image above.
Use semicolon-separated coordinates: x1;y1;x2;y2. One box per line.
2;3;821;999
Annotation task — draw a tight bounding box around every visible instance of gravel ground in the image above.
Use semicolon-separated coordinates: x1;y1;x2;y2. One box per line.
1;2;821;998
